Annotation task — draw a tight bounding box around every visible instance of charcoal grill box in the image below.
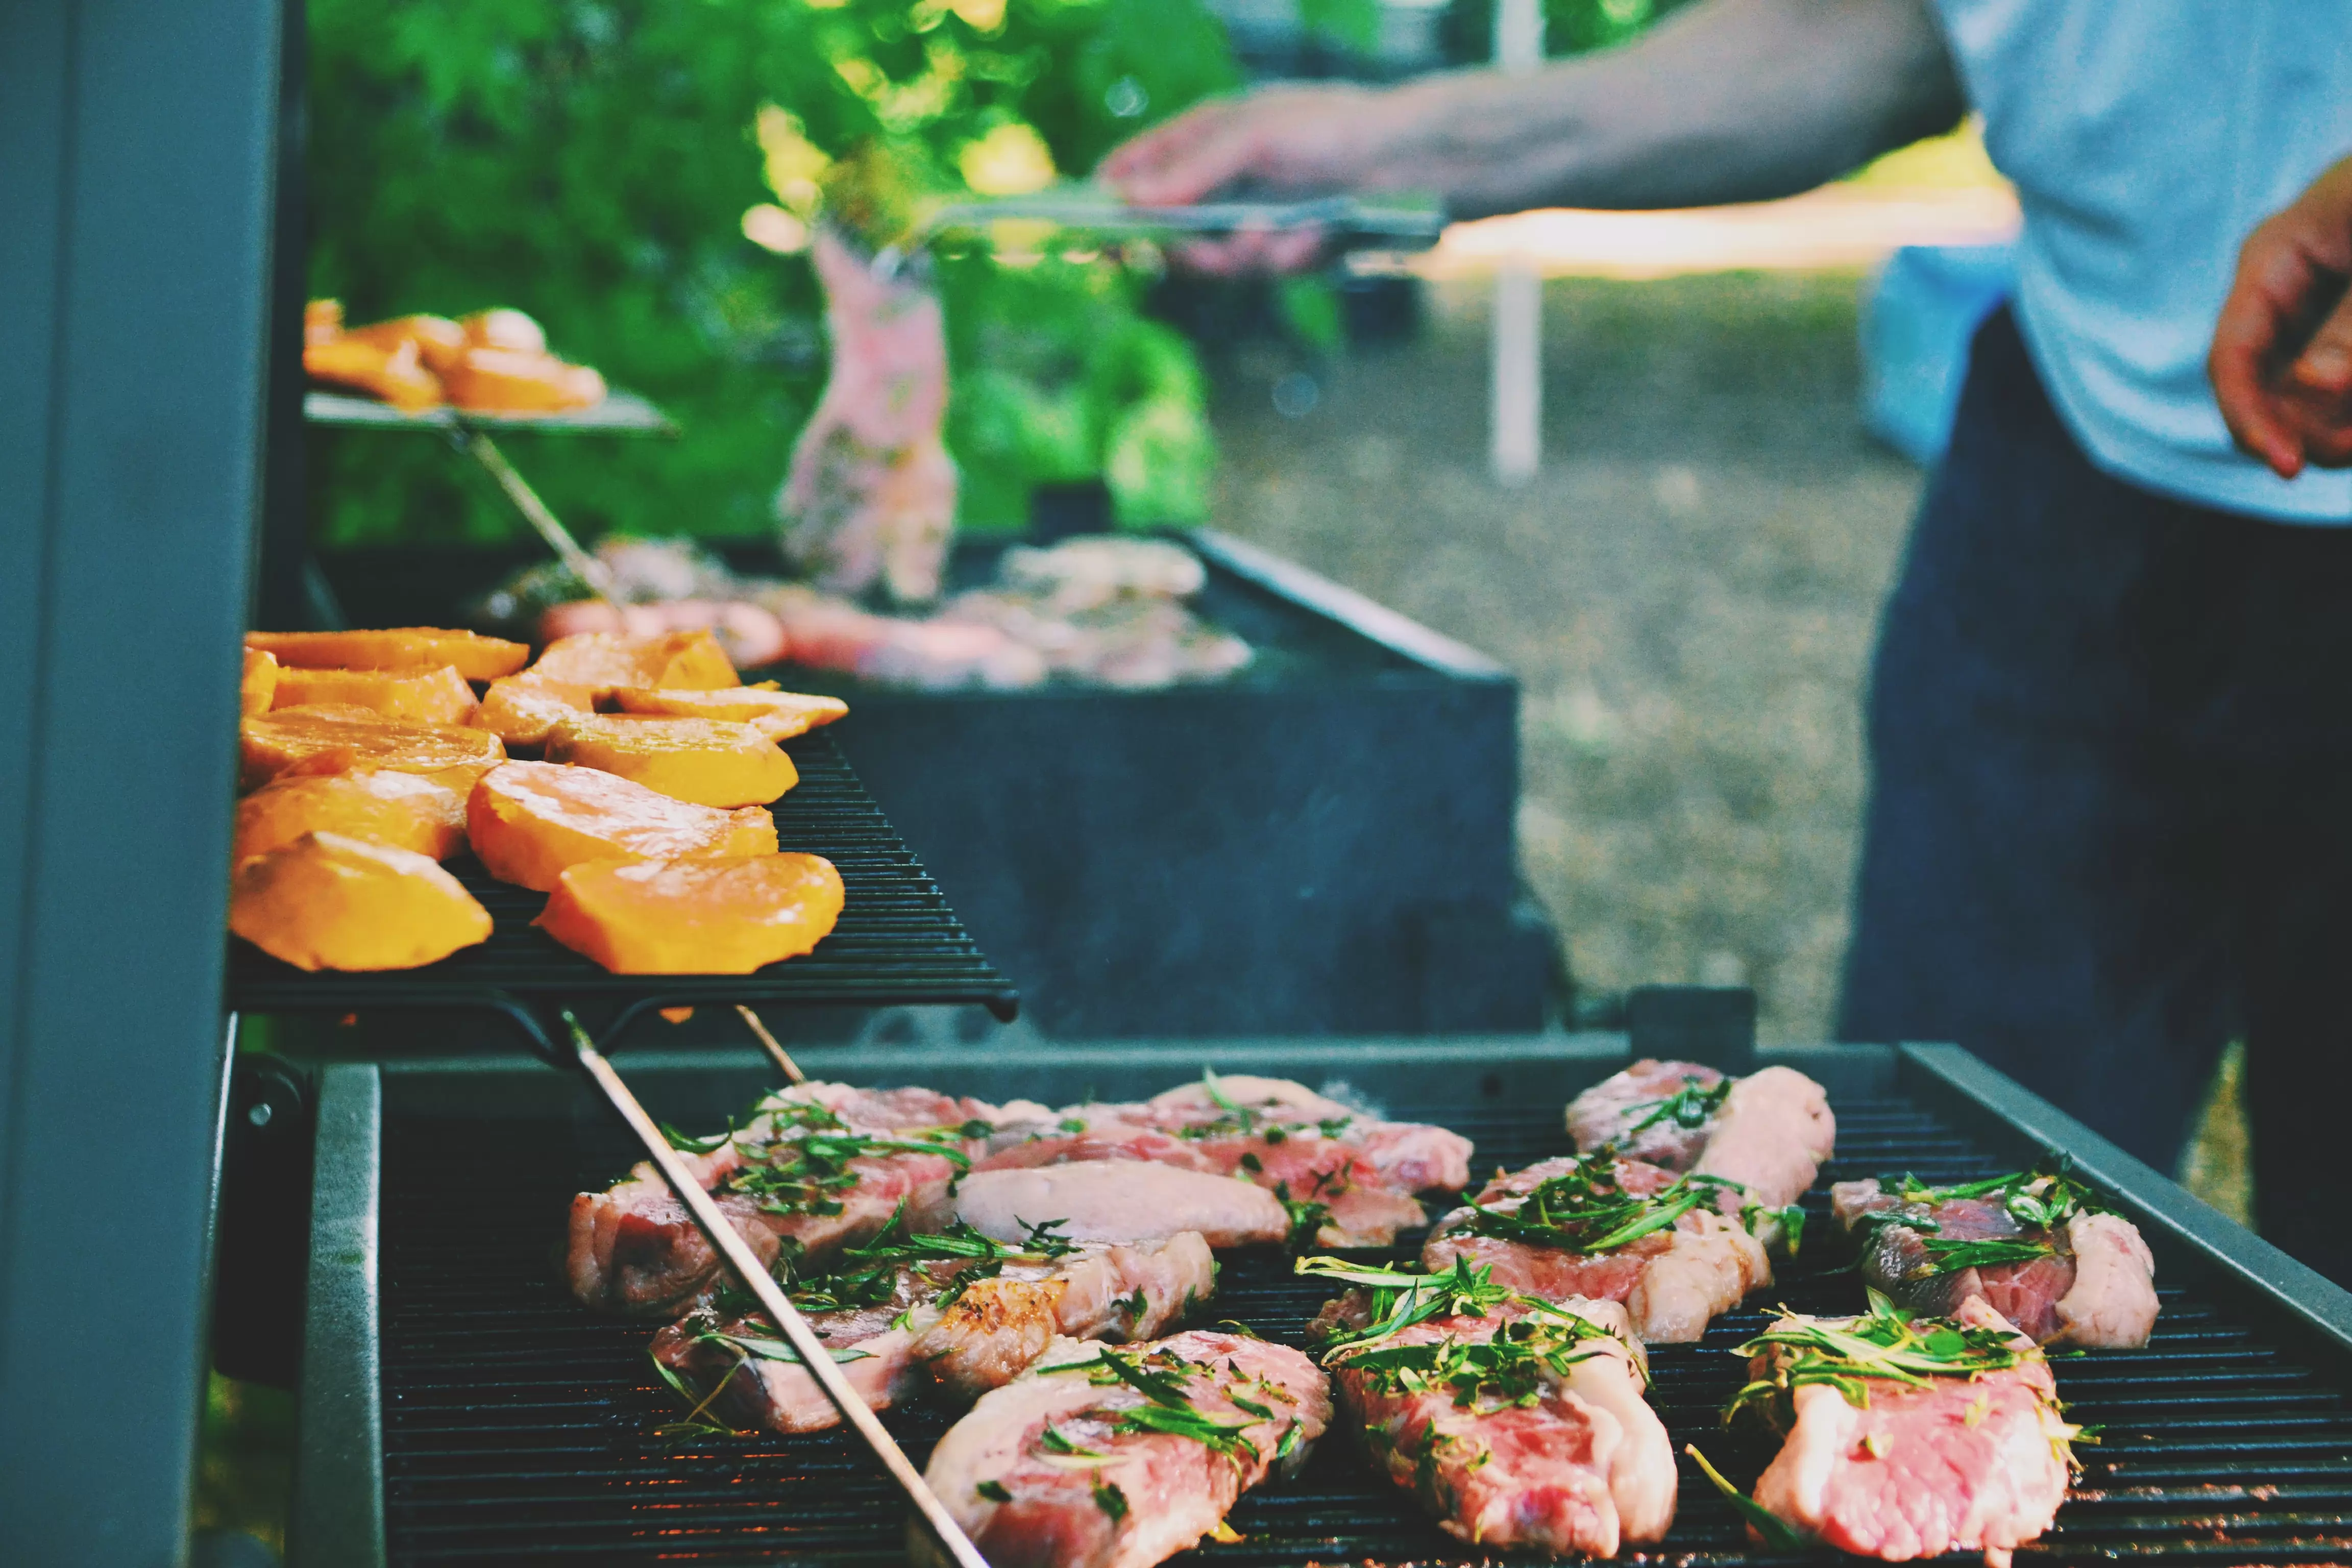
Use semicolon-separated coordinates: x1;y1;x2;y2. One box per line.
317;529;1558;1040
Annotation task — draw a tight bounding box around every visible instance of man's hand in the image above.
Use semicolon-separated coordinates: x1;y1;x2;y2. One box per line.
2211;155;2352;478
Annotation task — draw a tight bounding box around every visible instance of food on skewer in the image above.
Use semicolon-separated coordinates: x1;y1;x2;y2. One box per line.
534;852;841;973
954;1161;1292;1250
239;704;507;794
303;302;606;414
1302;1259;1676;1556
267;663;478;725
240;648;279;716
544;713;797;808
1702;1293;2080;1567
526;629;739;699
1831;1166;2158;1347
437;344;606;414
610;684;848;742
245;626;530;681
1567;1058;1835;1211
468;674;596;746
465;761;776;891
978;1073;1475;1247
650;1222;1216;1433
232;770;468;866
303;328;444;411
916;1330;1331;1568
567;1083;1001;1316
1420;1150;1780;1343
229;830;492;971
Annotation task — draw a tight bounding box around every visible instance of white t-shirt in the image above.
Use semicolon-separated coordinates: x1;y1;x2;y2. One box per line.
1934;0;2352;522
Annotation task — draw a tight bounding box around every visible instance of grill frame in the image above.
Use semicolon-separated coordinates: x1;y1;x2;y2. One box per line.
226;732;1021;1047
290;1038;2352;1566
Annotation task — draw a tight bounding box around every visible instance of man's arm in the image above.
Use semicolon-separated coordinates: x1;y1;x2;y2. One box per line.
1102;0;1965;220
2211;155;2352;478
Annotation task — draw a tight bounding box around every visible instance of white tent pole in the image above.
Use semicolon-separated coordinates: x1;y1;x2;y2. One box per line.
1490;0;1544;484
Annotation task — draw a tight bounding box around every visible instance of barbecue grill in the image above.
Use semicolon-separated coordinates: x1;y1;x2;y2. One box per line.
288;1036;2352;1566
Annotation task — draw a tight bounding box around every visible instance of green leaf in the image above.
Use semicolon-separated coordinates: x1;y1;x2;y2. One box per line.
1685;1444;1809;1553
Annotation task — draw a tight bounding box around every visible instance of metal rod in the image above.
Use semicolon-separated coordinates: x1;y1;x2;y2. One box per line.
735;1004;808;1085
562;1013;989;1568
452;427;623;609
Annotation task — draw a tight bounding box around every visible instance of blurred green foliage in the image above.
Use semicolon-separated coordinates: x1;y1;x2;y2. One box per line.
1442;0;1699;62
307;0;1240;546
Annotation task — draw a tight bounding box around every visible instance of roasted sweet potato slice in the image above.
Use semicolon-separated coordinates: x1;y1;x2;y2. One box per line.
270;664;477;725
230;831;492;971
233;770;468;865
468;761;777;892
241;648;280;717
610;685;848;742
240;704;506;794
468;673;597;746
244;628;529;681
525;630;738;698
543;714;795;807
534;853;843;974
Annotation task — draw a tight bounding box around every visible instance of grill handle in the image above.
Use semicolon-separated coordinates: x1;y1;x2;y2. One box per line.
564;1013;989;1568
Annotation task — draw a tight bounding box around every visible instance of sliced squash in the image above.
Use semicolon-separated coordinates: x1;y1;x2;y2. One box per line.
543;714;795;808
240;648;280;717
233;770;468;865
244;627;529;681
525;630;738;699
534;853;843;973
270;664;477;725
467;761;777;892
468;674;596;746
610;684;848;742
230;831;492;971
240;704;506;794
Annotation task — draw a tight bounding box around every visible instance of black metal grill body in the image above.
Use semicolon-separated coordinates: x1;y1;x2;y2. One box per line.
297;1041;2352;1566
227;732;1019;1040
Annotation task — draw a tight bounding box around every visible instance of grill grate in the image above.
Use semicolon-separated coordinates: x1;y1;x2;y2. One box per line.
226;733;1019;1028
378;1096;2352;1565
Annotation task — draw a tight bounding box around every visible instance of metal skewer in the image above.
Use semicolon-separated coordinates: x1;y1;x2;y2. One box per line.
447;425;624;611
736;1003;808;1085
563;1012;989;1568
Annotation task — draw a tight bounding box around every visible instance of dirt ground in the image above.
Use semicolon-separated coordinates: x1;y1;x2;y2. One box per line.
1210;270;1920;1047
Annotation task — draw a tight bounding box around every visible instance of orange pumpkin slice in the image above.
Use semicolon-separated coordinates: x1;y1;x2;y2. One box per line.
270;664;477;725
534;854;843;973
525;630;738;699
467;761;777;892
610;685;848;742
240;704;506;794
230;830;492;971
233;770;468;865
468;674;595;746
245;627;530;681
241;648;280;716
543;714;795;808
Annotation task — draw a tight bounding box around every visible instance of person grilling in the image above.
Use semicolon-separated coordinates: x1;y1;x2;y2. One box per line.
1101;0;2352;1286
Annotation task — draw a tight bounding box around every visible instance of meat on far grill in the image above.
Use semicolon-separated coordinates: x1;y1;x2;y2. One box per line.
1566;1060;1835;1211
1831;1172;2158;1348
567;1081;1000;1316
979;1074;1474;1247
1734;1296;2077;1568
916;1329;1332;1568
955;1160;1291;1249
1420;1153;1771;1343
1317;1291;1676;1556
649;1231;1217;1433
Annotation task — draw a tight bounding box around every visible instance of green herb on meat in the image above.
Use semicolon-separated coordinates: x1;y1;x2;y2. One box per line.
1452;1150;1746;1254
1333;1303;1619;1411
1685;1444;1810;1552
1623;1074;1733;1136
1297;1256;1519;1354
1092;1478;1130;1521
1725;1290;2039;1424
975;1480;1012;1504
716;1101;974;1220
1854;1162;2100;1276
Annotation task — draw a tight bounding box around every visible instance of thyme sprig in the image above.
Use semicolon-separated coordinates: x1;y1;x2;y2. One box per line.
1725;1290;2037;1425
1454;1150;1747;1254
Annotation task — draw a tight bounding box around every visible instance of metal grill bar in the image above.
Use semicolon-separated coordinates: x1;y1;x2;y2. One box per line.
370;1094;2352;1565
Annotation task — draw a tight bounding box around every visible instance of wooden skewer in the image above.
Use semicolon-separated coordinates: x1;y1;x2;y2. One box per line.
563;1013;988;1568
736;1003;808;1085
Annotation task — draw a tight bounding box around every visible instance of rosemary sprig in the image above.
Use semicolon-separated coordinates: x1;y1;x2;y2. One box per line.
1857;1162;2100;1276
1453;1150;1746;1254
1622;1073;1733;1136
1685;1444;1809;1551
1726;1290;2037;1424
1297;1255;1517;1354
716;1105;974;1220
1337;1306;1617;1410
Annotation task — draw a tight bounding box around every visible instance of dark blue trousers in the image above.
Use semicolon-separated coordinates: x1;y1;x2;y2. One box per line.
1840;308;2352;1284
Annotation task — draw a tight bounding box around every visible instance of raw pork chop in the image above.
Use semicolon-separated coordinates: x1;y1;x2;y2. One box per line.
1421;1152;1772;1343
1567;1059;1835;1210
1312;1278;1675;1556
955;1160;1290;1249
917;1330;1331;1568
1735;1296;2078;1567
1831;1169;2158;1347
650;1228;1217;1432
